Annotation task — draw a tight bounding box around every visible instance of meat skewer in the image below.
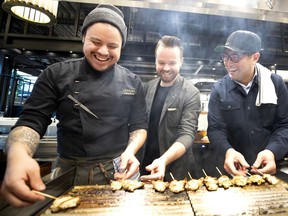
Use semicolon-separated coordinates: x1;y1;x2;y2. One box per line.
256;170;279;185
202;169;218;191
215;167;232;189
50;195;80;213
185;172;203;191
232;175;248;187
246;171;265;185
122;179;144;192
110;180;123;191
168;172;186;193
34;190;81;213
152;180;169;192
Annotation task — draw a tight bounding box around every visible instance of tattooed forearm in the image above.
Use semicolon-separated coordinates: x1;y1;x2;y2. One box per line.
126;129;147;155
128;129;147;145
5;126;40;156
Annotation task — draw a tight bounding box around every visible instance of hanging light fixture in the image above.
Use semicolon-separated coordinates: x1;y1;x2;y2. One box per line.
2;0;58;26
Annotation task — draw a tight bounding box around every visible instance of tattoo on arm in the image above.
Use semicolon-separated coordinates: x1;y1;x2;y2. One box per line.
128;129;147;146
5;126;40;156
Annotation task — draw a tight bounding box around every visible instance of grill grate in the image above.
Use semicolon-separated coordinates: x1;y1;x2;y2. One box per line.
40;181;288;215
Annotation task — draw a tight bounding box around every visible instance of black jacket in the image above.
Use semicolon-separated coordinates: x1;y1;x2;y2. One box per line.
15;58;148;160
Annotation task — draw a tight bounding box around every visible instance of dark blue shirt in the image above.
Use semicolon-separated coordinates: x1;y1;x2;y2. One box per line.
208;71;288;165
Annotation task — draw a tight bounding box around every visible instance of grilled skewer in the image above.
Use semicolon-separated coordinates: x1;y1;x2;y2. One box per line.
46;194;80;213
184;172;203;191
152;180;169;192
110;180;123;191
122;179;144;192
202;169;218;191
255;170;279;185
232;175;248;187
215;167;233;189
169;179;186;193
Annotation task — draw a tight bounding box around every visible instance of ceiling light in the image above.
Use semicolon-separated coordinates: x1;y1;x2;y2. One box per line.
2;0;58;26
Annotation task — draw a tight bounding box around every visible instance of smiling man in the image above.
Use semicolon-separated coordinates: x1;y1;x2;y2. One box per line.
140;35;201;182
1;4;148;208
208;30;288;177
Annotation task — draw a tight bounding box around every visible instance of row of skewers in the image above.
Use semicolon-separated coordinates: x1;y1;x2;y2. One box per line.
110;167;279;194
200;168;279;191
36;167;280;213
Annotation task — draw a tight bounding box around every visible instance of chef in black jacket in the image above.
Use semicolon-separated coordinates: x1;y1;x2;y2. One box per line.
1;4;147;207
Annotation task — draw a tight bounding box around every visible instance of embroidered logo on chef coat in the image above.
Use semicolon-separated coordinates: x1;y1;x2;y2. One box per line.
122;88;136;95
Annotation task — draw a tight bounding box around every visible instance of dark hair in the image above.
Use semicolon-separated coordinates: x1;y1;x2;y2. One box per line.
155;35;183;57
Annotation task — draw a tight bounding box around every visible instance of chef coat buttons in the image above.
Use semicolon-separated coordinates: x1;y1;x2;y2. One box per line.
247;106;251;110
74;80;80;83
251;130;254;134
227;105;231;109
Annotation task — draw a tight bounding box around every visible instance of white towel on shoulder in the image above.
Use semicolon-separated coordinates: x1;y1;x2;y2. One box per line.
255;63;277;106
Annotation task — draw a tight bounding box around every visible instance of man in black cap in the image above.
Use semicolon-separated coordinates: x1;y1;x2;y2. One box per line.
207;30;288;176
1;4;147;207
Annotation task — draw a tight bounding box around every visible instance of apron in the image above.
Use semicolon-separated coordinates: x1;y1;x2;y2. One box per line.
53;155;140;185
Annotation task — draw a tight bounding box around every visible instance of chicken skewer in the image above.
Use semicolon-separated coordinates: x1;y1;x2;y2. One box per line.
255;170;279;185
216;167;232;189
202;169;218;191
246;171;265;185
168;172;186;193
152;180;169;193
185;172;203;191
32;190;80;213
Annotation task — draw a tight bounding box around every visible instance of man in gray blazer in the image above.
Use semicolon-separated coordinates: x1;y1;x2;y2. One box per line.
140;35;201;181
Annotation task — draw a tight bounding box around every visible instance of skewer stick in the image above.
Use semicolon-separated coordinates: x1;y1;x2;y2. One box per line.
256;169;264;175
32;190;57;199
188;172;193;180
245;170;251;176
169;172;175;180
216;167;223;176
202;169;207;177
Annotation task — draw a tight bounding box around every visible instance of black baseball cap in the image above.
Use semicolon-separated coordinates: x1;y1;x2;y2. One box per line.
215;30;261;53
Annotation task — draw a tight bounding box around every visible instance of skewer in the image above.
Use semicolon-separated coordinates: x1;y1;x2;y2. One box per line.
256;169;264;175
216;167;223;176
119;169;127;174
245;170;251;176
169;172;175;180
202;169;207;177
188;172;193;180
32;190;57;199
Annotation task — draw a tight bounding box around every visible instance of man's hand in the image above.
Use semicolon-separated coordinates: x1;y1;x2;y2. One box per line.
1;153;46;207
140;158;166;181
116;151;140;180
224;148;250;176
251;149;276;174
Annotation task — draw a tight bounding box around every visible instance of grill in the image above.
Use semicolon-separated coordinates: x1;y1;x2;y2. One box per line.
40;179;288;216
41;184;193;215
188;184;288;215
1;169;288;216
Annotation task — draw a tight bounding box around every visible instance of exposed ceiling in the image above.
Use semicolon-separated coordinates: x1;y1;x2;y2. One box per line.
1;0;288;89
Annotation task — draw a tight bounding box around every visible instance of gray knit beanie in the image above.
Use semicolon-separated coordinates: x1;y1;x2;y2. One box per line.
81;4;127;47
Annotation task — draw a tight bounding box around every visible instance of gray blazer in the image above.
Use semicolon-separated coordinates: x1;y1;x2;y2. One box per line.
143;75;201;180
